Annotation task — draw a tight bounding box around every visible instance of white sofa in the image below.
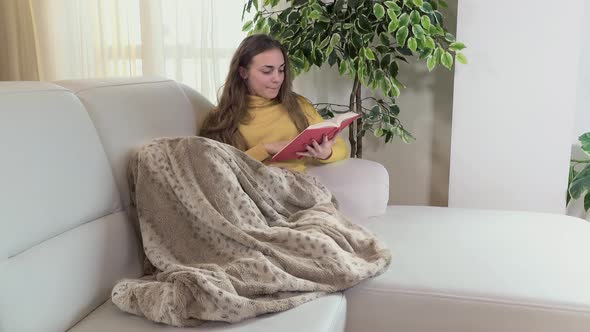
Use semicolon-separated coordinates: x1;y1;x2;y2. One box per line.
1;78;589;332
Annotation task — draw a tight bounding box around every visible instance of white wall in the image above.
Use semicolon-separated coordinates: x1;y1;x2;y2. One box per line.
573;3;590;142
294;1;458;206
448;0;585;214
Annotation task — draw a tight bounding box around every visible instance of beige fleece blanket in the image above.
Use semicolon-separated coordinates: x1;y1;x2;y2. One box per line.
112;136;391;327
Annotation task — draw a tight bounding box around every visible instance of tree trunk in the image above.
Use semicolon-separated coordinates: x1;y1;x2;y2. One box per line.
349;77;359;158
348;77;361;158
355;81;363;158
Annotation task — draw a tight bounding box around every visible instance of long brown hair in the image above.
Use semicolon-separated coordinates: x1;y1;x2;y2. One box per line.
199;34;309;150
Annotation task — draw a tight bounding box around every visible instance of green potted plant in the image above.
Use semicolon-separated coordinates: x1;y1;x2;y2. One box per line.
568;133;590;211
242;0;466;157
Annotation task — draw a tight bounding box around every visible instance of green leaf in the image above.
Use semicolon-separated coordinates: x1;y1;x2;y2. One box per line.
385;1;401;11
380;53;391;68
309;10;321;20
449;42;467;51
441;51;453;69
311;2;323;12
343;22;354;30
568;165;578;205
421;15;431;30
375;128;385;137
412;24;425;39
426;55;436;71
420;2;434;13
579;133;590;155
456;52;468;64
287;11;301;24
373;3;385;19
330;33;341;47
253;0;259;11
434;47;444;62
380;77;392;96
408;37;417;52
255;16;267;32
396;26;409;46
584;192;590;211
352;33;363;49
302;40;314;58
291;55;305;69
413;0;423;6
364;47;376;60
399;13;410;26
271;0;280;5
313;48;324;66
326;45;334;58
392;77;406;89
438;0;449;8
389;104;400;116
570;164;590;199
319;36;330;49
418;47;432;59
388;19;399;33
242;20;253;31
444;32;456;42
389;61;399;77
387;8;397;21
379;33;390;46
358;16;372;32
410;10;420;24
339;60;348;75
390;79;400;96
424;36;435;49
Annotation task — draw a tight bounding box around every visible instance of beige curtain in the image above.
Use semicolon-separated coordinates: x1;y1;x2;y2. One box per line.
0;0;39;80
0;0;247;102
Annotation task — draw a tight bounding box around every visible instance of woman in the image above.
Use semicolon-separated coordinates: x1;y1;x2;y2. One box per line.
200;34;349;173
113;36;390;326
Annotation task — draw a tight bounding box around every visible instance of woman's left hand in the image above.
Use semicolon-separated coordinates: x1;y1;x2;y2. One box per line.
296;135;337;160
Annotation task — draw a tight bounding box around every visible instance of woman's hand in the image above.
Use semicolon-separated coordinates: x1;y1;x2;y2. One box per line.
263;141;290;155
296;135;336;160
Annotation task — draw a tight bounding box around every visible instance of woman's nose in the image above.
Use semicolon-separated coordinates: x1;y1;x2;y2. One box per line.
271;70;281;82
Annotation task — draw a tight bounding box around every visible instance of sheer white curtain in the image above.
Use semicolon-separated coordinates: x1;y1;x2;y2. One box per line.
25;0;247;103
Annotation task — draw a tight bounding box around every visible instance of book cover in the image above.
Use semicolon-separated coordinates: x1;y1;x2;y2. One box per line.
271;111;360;162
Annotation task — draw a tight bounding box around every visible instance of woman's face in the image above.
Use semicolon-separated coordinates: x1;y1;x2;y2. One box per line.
240;48;285;99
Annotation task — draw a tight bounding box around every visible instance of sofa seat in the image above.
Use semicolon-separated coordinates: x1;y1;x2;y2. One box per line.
346;206;590;332
69;293;346;332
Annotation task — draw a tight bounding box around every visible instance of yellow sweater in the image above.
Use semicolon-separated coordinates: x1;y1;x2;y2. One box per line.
239;95;349;172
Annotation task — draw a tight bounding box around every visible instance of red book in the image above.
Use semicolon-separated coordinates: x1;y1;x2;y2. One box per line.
271;111;360;162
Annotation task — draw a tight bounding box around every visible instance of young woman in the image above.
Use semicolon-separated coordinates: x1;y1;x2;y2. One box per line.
200;34;349;173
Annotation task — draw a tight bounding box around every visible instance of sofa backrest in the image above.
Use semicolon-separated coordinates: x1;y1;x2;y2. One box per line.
54;78;214;209
0;82;142;331
0;78;215;331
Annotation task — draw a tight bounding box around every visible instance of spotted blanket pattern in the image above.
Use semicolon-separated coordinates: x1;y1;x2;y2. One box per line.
112;136;391;327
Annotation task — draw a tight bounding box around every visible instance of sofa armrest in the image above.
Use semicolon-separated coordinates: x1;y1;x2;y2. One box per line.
307;158;389;220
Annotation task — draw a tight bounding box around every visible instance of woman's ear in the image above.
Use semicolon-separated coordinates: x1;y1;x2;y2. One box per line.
239;66;248;80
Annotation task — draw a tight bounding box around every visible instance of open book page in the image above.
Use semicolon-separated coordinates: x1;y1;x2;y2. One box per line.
271;111;360;162
306;111;359;129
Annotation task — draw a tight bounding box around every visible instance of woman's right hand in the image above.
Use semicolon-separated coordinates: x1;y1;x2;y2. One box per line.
263;141;290;155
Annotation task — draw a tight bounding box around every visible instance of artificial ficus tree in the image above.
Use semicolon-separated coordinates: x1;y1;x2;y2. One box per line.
568;133;590;211
242;0;466;158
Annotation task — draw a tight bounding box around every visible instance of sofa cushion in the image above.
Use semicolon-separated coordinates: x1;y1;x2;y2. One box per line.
345;206;590;332
54;78;214;208
0;212;141;332
0;82;141;332
307;158;389;219
69;293;346;332
0;82;120;259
